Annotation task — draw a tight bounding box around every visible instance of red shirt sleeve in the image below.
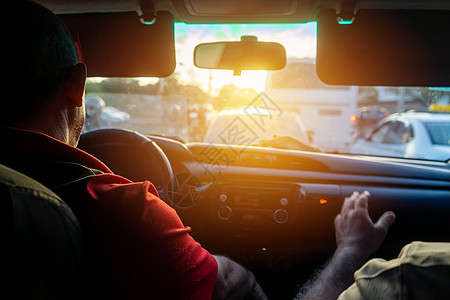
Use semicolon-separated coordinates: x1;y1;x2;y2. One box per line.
83;173;217;299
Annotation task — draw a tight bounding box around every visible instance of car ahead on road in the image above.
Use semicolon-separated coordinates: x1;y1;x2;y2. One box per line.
353;105;390;137
203;109;318;151
7;0;450;299
351;112;450;161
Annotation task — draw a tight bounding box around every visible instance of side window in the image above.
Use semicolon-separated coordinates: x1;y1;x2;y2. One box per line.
399;122;413;143
369;122;394;142
384;121;412;144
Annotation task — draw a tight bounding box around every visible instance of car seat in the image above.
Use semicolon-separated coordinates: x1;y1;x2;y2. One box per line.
0;163;94;299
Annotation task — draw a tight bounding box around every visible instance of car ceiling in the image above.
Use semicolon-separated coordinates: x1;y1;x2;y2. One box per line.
37;0;450;23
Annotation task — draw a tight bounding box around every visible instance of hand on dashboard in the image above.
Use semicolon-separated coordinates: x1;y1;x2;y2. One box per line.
334;191;396;259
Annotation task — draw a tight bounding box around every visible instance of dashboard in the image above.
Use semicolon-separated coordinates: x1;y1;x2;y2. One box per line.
78;131;450;299
150;136;450;264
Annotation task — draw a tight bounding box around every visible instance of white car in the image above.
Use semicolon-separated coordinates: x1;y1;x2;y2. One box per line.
351;112;450;161
203;108;312;149
101;106;130;123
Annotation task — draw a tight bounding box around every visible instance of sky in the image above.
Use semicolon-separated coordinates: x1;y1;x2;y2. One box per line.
139;22;317;95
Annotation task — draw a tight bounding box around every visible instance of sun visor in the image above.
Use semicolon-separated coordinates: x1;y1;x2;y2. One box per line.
316;9;450;87
61;11;175;77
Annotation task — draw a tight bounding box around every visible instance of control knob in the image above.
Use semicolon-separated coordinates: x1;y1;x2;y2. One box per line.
218;206;232;221
274;209;288;224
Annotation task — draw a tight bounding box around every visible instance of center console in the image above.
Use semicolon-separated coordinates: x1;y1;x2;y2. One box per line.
213;182;304;226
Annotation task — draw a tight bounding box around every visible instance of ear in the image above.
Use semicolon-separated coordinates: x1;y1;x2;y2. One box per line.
65;63;87;107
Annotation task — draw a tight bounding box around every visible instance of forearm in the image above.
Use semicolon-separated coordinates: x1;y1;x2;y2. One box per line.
299;191;395;300
212;255;252;300
300;246;368;300
212;255;267;300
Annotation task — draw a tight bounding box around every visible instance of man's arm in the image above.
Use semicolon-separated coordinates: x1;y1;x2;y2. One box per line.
86;175;267;299
299;191;396;300
212;255;268;300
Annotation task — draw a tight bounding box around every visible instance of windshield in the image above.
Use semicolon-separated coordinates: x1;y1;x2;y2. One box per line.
83;22;450;162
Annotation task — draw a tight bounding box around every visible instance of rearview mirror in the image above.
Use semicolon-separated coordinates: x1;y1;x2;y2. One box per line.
194;36;286;75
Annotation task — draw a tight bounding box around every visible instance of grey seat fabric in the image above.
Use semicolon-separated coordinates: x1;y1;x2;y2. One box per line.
0;163;94;299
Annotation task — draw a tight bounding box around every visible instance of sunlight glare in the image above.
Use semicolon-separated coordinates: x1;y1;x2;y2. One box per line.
174;22;316;95
232;70;267;91
119;23;316;96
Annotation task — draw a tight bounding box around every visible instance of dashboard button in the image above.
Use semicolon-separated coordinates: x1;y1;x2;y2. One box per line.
218;206;232;220
280;197;288;206
219;194;228;202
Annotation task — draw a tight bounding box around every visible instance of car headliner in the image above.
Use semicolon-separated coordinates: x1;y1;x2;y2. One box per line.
37;0;450;23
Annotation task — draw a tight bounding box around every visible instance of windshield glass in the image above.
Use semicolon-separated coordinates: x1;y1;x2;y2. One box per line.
83;22;450;161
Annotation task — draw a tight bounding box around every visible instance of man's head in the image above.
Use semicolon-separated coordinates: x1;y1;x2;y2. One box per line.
1;0;86;145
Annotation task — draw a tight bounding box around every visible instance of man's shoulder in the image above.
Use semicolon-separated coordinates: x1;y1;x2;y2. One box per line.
398;241;450;260
356;242;450;278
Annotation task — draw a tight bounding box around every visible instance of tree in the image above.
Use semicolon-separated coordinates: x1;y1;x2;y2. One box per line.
416;88;450;105
358;87;379;106
85;78;157;95
85;75;210;107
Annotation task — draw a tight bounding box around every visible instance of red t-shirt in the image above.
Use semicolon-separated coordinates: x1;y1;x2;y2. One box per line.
0;127;218;299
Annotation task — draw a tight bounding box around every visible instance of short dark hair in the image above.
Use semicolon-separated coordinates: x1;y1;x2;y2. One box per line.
1;1;79;124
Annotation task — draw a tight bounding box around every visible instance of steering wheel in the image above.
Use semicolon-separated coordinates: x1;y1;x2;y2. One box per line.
78;129;175;204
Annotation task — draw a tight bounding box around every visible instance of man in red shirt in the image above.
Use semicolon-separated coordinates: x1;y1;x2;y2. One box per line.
0;1;266;299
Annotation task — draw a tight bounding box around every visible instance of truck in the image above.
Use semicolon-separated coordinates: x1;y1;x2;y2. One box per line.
265;58;359;153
